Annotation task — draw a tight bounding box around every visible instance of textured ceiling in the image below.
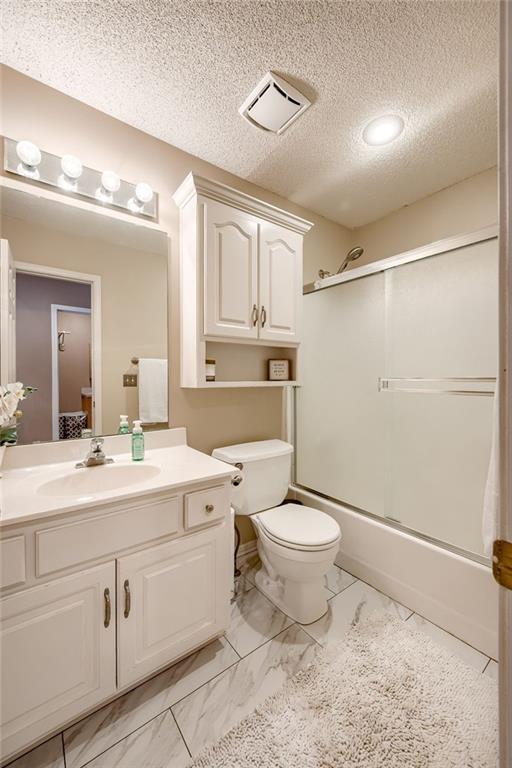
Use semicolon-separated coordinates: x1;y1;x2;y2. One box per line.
1;0;498;228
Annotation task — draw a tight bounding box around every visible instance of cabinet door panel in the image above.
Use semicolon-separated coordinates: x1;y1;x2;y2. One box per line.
0;562;115;760
259;223;301;342
118;524;230;687
204;200;259;338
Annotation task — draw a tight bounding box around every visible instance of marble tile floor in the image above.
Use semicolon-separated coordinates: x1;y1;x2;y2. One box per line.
6;560;498;768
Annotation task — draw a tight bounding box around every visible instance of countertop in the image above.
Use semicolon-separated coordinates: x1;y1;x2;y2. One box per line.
0;443;234;527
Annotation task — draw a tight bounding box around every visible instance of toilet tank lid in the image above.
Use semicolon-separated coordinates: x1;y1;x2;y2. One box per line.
212;439;293;464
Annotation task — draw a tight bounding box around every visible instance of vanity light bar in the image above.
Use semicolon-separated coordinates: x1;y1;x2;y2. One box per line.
3;137;158;220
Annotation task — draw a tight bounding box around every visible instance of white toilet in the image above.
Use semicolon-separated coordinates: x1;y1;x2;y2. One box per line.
212;439;341;624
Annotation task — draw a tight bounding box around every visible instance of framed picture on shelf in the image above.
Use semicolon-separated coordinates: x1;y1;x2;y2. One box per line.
268;359;290;381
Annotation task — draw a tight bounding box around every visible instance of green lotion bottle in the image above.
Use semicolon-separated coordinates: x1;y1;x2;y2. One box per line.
118;414;130;434
131;420;145;461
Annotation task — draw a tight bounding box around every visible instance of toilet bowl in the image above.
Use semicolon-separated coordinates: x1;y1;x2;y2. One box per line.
212;440;341;624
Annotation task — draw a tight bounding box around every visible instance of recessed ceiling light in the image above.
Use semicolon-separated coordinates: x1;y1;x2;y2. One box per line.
362;114;404;146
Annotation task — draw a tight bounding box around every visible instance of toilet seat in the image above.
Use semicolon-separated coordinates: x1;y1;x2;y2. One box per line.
255;503;341;552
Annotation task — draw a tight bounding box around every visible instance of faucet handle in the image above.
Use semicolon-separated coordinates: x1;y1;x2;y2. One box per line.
90;437;104;452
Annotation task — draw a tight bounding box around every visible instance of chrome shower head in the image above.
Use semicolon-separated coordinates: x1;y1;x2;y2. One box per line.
347;246;364;261
337;246;364;274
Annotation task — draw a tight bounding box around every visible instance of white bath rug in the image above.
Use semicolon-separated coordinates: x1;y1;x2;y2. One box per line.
190;612;498;768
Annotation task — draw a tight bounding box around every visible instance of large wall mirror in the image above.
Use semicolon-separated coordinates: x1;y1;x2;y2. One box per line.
0;186;169;445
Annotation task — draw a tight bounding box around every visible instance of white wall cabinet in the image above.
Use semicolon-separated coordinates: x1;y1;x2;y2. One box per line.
0;562;116;758
0;481;231;763
204;200;259;339
259;222;302;343
173;173;313;387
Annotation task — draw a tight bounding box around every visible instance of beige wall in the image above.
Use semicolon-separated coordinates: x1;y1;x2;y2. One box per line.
2;213;168;437
303;167;498;285
348;167;498;269
0;65;351;545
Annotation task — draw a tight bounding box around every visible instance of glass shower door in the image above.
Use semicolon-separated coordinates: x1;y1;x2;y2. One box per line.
295;235;498;558
382;238;498;555
296;271;386;516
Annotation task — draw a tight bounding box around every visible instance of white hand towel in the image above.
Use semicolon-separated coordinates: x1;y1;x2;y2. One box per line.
138;358;168;424
482;380;499;557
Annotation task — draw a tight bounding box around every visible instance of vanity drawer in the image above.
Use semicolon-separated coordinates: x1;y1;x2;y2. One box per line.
36;496;180;576
184;486;229;529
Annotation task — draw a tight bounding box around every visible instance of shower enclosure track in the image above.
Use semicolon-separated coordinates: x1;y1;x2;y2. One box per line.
303;224;498;295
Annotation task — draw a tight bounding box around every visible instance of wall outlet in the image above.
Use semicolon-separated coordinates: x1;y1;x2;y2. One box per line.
123;374;138;387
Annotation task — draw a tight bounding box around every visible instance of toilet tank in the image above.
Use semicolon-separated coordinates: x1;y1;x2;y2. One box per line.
212;440;293;516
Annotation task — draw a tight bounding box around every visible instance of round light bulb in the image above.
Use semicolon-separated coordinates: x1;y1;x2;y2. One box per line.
362;114;404;146
101;171;121;193
135;182;153;204
16;140;41;167
61;154;83;180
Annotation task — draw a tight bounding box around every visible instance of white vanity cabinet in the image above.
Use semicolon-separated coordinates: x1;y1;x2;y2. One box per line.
118;523;228;687
1;563;116;758
0;460;232;763
173;173;313;387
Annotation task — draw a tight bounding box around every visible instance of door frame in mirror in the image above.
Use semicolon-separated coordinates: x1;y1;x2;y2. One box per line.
50;303;93;440
15;260;103;438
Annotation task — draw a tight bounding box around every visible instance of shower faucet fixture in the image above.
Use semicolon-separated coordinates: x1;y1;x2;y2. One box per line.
318;246;364;279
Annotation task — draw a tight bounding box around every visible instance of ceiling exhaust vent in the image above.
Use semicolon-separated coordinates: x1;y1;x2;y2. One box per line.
239;72;311;135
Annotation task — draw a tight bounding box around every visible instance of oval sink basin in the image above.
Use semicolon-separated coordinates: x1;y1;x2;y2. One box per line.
37;463;161;497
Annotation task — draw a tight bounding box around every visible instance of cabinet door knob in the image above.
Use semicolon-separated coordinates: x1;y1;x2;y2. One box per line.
251;304;259;327
261;305;267;327
104;588;111;628
124;579;131;618
205;504;214;514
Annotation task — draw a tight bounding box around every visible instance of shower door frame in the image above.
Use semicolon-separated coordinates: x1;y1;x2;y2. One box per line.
292;223;498;568
498;0;512;761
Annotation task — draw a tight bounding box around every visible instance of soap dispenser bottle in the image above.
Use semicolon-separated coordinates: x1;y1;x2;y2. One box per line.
131;420;145;461
118;414;130;435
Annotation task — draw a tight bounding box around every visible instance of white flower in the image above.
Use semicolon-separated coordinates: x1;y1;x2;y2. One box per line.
0;383;24;426
9;382;25;400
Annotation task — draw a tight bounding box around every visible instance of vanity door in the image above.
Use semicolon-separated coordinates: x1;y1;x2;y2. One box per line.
203;199;260;339
0;562;116;760
258;222;302;343
117;524;231;688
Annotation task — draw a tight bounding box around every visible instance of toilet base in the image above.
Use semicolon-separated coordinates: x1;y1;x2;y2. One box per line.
255;564;329;625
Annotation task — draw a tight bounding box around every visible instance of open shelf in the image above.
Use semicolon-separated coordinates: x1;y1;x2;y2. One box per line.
191;380;298;389
182;340;300;388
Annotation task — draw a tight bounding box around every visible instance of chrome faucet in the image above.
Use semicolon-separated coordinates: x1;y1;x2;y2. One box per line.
76;437;114;468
